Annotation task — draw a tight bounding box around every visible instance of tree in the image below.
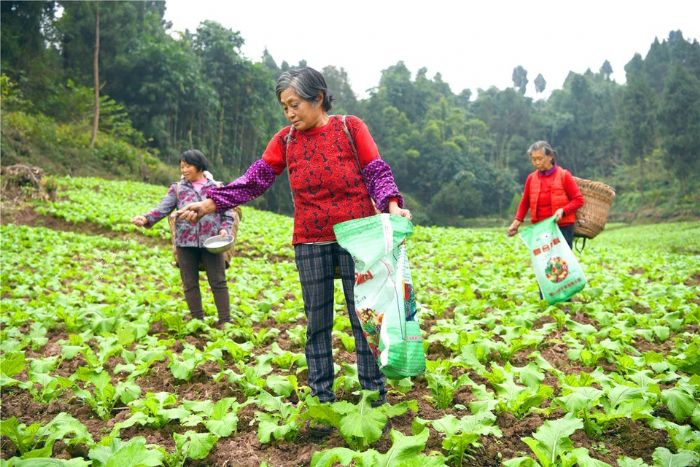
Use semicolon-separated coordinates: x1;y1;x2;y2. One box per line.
534;73;546;94
472;87;532;171
90;3;100;148
321;65;359;116
512;65;528;94
657;65;700;194
1;1;60;107
620;76;656;201
599;60;613;80
1;1;57;76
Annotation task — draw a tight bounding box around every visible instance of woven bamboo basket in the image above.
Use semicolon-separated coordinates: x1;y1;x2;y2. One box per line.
573;177;616;239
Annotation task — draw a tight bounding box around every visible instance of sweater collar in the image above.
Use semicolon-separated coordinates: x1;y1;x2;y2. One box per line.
539;163;558;176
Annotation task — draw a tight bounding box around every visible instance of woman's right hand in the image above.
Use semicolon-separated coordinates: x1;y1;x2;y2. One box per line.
507;219;522;237
177;199;217;223
132;215;147;227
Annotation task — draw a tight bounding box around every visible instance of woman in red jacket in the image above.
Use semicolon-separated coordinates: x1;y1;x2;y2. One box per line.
507;141;584;248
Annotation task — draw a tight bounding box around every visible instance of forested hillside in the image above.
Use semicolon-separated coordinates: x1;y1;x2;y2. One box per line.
2;1;699;225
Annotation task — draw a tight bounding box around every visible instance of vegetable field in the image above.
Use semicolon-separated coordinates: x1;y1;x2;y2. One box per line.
1;177;699;467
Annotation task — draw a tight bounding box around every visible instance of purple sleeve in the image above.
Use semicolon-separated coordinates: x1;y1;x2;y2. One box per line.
362;158;404;212
209;159;277;211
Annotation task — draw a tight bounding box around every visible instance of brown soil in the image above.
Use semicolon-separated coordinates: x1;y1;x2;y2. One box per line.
0;201;683;466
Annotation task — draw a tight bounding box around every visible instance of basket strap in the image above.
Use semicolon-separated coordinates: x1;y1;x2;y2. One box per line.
574;236;586;254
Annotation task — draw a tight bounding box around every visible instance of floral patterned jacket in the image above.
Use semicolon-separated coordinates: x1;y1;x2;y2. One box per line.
143;179;234;248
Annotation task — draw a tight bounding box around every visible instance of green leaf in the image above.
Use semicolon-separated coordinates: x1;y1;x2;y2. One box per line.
606;386;643;409
563;447;612;466
1;351;26;377
651;447;699;467
255;412;296;444
339;406;387;449
673;340;700;375
38;412;94;448
205;413;238;438
305;398;343;428
174;431;218;461
373;429;433;466
88;436;164;467
310;447;357;467
502;457;541;467
557;386;602;413
266;374;294;397
616;456;649;467
525;415;583;467
6;458;91;466
0;417;41;454
652;326;670;342
519;363;546;388
662;388;696;422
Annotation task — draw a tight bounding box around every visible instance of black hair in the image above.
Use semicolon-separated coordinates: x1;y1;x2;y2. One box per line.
179;149;208;172
275;67;334;111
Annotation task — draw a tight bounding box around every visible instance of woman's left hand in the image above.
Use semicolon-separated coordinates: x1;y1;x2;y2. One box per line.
554;208;564;220
218;229;228;237
389;202;412;220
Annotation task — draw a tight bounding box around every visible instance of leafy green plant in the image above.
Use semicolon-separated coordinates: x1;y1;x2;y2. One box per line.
661;385;699;424
310;428;446;467
521;415;583;467
0;413;93;459
652;447;699;467
253;391;306;444
116;392;191;431
0;351;27;388
72;369;141;420
555;385;604;438
427;410;502;466
220;358;273;397
333;363;362;395
163;431;218;467
181;397;243;438
304;391;417;450
424;361;473;409
89;436;164;467
269;342;306;372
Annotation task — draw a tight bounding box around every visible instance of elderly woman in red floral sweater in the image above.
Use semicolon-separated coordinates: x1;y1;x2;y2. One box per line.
179;67;411;408
507;141;584;248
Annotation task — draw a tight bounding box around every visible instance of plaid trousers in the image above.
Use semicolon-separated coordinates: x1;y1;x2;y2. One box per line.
294;242;385;402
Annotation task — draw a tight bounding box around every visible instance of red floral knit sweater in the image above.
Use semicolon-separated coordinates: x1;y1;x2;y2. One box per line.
263;115;379;243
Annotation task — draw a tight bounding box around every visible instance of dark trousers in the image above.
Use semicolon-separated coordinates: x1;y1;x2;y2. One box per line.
294;242;385;403
176;247;230;323
559;224;574;249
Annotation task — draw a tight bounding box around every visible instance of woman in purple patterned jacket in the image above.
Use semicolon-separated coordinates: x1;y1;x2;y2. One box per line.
132;150;235;325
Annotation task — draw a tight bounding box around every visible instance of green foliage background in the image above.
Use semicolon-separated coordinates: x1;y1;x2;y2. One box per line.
1;1;699;224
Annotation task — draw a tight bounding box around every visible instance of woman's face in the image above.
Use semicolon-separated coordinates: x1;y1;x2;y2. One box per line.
530;149;554;171
279;88;326;131
180;161;204;182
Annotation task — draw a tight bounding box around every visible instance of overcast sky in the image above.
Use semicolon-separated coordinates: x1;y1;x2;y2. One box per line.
163;0;699;100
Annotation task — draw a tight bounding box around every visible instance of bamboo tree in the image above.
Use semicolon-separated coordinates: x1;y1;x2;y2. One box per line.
90;3;100;148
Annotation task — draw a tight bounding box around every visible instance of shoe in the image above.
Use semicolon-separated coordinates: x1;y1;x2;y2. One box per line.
309;424;334;438
370;397;386;408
